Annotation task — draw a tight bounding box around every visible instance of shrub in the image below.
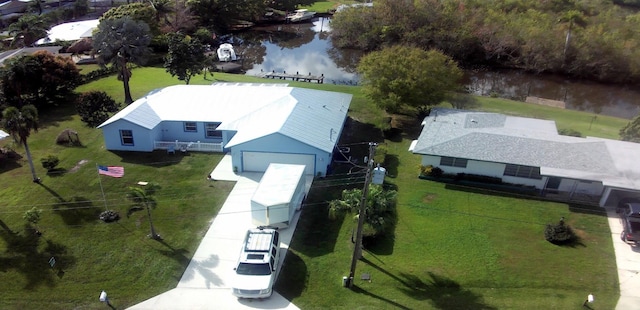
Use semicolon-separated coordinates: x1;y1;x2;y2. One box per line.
40;155;60;171
76;91;120;127
99;210;120;223
374;144;387;164
544;218;576;244
558;128;583;137
420;165;444;177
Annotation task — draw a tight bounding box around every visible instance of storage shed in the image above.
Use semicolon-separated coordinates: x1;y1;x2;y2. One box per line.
251;164;306;228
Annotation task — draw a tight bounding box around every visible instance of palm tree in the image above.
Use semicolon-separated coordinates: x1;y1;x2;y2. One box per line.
328;184;397;237
2;105;40;183
8;14;48;47
92;17;151;104
559;10;587;64
126;183;161;239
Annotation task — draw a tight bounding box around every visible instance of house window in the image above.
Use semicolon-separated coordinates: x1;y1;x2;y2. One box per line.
440;157;468;168
120;130;134;146
503;164;541;179
184;122;197;132
205;123;222;138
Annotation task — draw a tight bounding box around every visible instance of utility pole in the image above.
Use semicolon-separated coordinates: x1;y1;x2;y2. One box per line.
346;142;376;288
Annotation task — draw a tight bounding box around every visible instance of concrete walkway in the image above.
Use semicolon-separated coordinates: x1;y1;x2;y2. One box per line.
606;207;640;310
128;155;307;310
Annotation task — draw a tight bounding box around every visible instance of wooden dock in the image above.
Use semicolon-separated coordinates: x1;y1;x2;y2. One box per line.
525;96;566;109
256;70;324;83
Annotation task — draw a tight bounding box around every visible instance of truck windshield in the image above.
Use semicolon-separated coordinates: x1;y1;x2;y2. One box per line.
236;263;272;276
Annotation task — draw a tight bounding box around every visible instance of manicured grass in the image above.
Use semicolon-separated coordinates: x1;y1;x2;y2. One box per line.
1;67;623;309
277;118;619;309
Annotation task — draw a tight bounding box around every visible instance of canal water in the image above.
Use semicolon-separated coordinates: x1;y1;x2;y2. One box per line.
230;17;640;119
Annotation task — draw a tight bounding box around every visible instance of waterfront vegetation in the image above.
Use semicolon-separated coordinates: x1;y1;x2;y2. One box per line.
0;66;623;308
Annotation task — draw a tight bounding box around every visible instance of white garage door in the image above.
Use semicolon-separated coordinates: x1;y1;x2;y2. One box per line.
242;152;315;175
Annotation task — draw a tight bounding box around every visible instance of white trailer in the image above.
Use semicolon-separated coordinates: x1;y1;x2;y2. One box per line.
251;164;306;228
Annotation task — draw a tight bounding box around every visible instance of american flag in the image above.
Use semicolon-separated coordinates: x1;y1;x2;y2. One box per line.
98;166;125;178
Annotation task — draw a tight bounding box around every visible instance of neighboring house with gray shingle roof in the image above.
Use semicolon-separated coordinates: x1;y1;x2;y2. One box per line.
98;83;352;176
410;108;640;207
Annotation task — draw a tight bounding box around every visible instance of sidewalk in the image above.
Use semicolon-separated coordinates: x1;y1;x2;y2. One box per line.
128;155;306;310
606;207;640;310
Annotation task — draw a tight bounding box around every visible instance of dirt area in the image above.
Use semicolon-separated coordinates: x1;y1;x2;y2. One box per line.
69;159;89;173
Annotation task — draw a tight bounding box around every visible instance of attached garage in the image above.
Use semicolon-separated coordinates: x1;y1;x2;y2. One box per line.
242;151;315;175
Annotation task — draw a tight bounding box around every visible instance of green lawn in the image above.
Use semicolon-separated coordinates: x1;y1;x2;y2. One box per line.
0;66;623;309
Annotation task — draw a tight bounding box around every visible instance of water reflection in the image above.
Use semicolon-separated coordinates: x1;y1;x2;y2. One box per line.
464;69;640;119
229;19;640;119
236;18;360;85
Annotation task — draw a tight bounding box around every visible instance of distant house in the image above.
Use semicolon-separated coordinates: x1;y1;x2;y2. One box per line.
0;0;29;17
98;83;352;176
410;108;640;207
35;19;99;45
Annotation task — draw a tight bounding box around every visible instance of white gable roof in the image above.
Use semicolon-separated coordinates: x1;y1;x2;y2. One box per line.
251;164;306;207
99;83;352;153
414;108;640;191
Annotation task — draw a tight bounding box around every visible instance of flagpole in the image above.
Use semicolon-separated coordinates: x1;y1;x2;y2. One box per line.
97;164;109;211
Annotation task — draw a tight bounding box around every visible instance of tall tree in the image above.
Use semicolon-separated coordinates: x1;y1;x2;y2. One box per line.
164;33;206;84
126;183;161;240
8;14;48;47
559;10;587;64
620;114;640;143
0;51;80;109
357;46;462;114
1;105;40;183
93;17;152;104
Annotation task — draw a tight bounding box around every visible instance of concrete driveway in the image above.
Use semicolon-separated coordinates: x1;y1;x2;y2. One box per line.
606;207;640;310
128;155;306;310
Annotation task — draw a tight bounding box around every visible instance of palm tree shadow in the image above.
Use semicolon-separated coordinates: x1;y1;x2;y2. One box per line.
361;257;496;309
351;285;412;309
396;272;497;309
155;240;223;288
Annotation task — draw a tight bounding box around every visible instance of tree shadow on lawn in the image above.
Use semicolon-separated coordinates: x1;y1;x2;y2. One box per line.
397;272;497;310
274;250;307;300
360;257;495;309
0;225;76;289
53;196;101;226
351;285;413;310
37;183;101;226
154;239;192;281
111;150;187;167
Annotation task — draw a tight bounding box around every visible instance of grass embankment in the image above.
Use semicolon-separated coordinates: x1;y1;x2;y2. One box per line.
0;66;625;309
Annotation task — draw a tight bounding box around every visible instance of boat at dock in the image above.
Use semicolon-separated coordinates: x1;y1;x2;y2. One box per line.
285;9;316;23
217;43;238;62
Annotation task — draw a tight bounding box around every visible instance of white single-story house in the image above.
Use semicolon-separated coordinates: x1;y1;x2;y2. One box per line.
410;108;640;207
98;83;352;176
35;19;99;45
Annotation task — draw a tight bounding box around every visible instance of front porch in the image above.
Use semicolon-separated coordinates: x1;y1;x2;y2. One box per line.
154;140;224;153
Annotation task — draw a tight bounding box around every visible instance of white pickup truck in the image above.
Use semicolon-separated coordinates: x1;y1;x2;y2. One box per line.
231;227;280;299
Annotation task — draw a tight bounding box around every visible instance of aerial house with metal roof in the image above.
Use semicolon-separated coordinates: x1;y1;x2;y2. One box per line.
97;83;352;176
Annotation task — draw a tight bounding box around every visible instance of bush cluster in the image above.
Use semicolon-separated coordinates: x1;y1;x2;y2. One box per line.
80;66;119;84
99;210;120;223
420;165;443;177
40;155;60;171
545;218;576;244
455;173;502;184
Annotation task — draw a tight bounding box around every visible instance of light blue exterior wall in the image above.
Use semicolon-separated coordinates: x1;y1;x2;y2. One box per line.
230;133;331;176
102;120;229;152
159;121;225;143
101;120;156;152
